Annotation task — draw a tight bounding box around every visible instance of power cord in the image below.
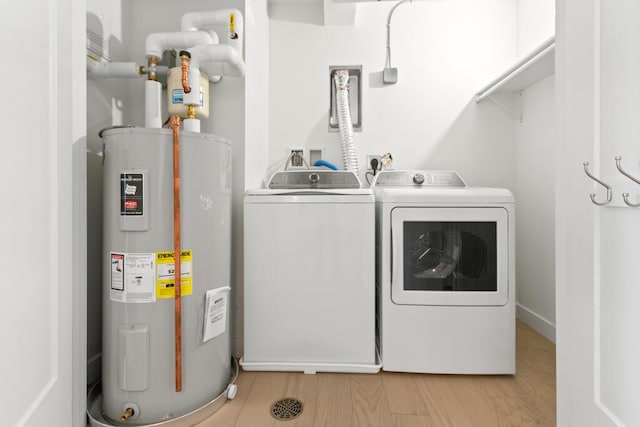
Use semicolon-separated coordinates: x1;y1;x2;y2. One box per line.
365;171;375;185
370;158;380;176
366;157;382;186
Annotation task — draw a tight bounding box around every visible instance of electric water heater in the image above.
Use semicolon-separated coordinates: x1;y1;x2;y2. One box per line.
101;127;231;424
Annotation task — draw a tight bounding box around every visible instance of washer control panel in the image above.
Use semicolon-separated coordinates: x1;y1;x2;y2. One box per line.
373;170;466;187
268;170;362;189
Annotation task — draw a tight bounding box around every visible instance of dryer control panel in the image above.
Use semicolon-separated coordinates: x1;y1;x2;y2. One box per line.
373;170;466;187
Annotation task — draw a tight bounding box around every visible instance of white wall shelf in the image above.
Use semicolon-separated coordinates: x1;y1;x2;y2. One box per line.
475;36;555;102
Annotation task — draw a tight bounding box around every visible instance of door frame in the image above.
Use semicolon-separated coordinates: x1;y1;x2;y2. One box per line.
556;0;630;425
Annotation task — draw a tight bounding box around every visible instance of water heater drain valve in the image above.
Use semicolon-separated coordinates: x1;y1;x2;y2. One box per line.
120;403;140;423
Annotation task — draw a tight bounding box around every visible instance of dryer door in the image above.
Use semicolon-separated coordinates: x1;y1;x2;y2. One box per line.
391;207;509;306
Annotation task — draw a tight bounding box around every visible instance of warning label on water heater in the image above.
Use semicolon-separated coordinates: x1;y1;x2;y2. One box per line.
110;252;156;303
156;250;193;299
120;173;144;216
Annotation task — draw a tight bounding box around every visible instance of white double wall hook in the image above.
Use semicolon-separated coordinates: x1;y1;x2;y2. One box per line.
614;156;640;207
583;161;612;206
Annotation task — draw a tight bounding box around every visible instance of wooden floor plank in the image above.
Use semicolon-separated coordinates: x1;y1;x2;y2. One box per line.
194;370;257;427
193;323;556;426
480;375;551;426
382;372;427;415
415;375;474;427
445;376;503;427
487;394;544;427
232;372;290;427
283;373;319;427
312;373;352;427
392;414;435;427
350;375;394;427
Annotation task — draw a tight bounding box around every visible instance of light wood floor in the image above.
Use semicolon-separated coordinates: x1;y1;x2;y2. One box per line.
196;321;556;427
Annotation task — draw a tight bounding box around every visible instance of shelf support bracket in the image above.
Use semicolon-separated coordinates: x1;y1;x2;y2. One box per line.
484;94;523;123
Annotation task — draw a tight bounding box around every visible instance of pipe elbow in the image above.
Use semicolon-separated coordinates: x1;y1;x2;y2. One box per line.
181;9;243;32
145;31;213;59
193;44;245;78
181;11;205;32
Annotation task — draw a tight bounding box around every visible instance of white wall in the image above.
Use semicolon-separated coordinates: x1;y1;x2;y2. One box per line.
268;0;518;189
516;0;555;57
267;0;558;344
515;76;556;341
86;0;131;385
86;0;557;366
513;0;556;342
235;0;271;356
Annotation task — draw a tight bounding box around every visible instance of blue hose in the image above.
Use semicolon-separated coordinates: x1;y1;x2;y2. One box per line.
313;160;339;170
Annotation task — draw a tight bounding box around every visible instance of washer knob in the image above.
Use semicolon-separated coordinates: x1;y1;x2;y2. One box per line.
413;173;425;185
308;172;320;184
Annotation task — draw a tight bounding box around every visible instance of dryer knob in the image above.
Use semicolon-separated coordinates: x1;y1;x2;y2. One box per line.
413;173;425;185
308;172;320;184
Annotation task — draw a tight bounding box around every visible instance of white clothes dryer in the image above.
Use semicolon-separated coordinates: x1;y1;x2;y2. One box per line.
373;170;515;374
241;170;379;374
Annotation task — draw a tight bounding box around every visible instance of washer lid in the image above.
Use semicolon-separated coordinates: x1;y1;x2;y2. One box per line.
372;170;466;187
245;188;374;204
268;170;362;189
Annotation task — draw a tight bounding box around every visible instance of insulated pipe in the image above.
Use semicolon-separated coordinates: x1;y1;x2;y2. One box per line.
86;60;144;78
145;80;162;128
171;115;183;393
190;44;246;78
145;31;213;60
181;9;244;56
183;118;200;133
183;106;201;133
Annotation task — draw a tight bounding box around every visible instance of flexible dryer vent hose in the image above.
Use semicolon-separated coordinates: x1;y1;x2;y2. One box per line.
333;70;359;174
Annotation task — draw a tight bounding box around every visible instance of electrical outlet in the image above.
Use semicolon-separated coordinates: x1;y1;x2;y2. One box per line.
366;154;382;173
288;149;305;168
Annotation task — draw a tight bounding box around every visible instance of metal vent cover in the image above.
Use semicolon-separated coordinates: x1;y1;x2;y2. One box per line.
271;398;303;421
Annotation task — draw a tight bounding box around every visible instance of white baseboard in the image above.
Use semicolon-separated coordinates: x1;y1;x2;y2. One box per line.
516;303;556;343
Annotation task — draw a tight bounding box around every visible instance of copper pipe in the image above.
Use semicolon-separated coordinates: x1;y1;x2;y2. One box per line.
171;115;183;392
180;51;191;94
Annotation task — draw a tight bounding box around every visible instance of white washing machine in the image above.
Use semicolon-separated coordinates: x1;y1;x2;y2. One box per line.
241;170;380;374
373;170;515;374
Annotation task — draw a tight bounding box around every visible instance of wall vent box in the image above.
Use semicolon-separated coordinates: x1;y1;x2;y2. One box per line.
329;65;362;132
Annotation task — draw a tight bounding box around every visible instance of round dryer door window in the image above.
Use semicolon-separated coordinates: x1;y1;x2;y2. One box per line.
390;207;509;306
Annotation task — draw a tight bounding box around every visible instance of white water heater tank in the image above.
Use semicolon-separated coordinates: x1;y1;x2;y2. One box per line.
100;127;231;424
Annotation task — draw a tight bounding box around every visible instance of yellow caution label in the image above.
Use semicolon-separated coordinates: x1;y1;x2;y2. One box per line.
229;13;235;32
156;249;193;299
